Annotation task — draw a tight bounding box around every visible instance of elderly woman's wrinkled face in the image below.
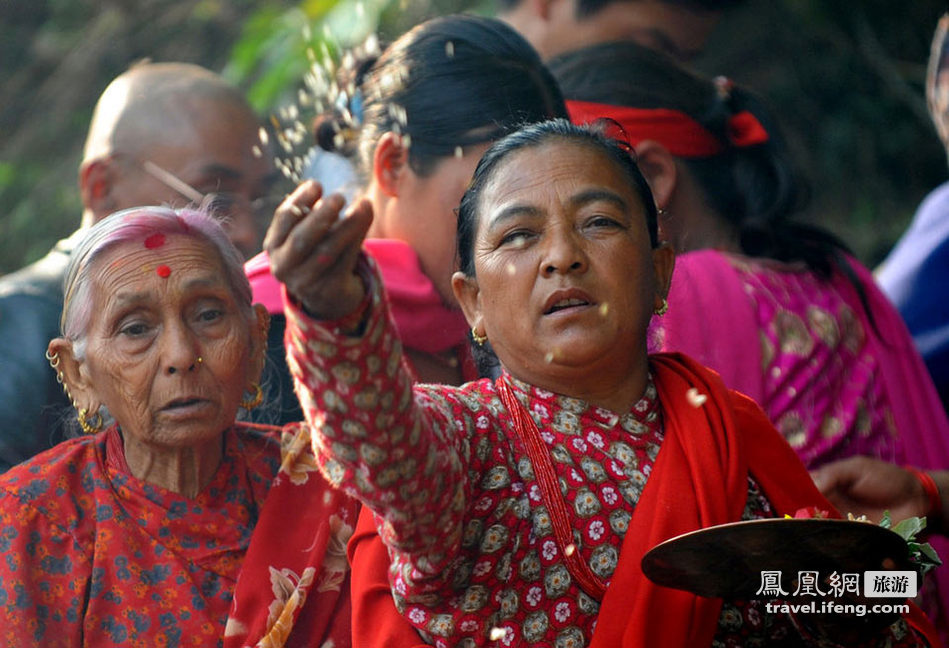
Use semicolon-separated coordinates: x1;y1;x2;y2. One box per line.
73;234;262;449
455;140;672;385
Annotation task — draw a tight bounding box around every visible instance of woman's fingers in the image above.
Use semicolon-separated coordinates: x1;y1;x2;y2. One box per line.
287;204;371;285
269;193;347;281
264;180;323;252
333;198;374;266
269;191;374;319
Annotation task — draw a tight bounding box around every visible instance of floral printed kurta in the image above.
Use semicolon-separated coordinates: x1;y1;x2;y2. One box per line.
286;264;920;647
0;422;357;648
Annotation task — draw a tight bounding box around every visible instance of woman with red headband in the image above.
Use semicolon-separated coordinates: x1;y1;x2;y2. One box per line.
549;40;949;637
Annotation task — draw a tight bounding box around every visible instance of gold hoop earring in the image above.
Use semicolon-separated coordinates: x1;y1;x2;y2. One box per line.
77;408;103;435
240;383;263;411
654;298;669;316
45;349;60;369
471;327;488;346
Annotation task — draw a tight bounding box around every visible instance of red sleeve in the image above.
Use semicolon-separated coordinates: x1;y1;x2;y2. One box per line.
347;507;428;648
0;491;89;647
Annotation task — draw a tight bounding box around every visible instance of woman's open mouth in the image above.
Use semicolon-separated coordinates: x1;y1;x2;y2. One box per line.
545;297;592;314
160;397;211;416
543;289;595;315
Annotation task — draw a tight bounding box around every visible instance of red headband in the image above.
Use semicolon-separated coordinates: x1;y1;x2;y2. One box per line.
566;99;769;157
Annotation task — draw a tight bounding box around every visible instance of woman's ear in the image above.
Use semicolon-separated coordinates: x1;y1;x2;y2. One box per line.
248;305;271;384
48;338;100;413
452;271;484;335
632;140;678;210
372;132;409;198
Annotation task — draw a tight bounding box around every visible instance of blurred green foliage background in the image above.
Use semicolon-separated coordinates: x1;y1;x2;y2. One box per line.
1;0;946;274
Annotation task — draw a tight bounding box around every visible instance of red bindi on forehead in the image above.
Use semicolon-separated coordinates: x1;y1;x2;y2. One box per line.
156;265;171;278
144;233;166;249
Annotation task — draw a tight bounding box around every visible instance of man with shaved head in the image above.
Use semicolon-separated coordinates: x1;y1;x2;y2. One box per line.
0;62;277;470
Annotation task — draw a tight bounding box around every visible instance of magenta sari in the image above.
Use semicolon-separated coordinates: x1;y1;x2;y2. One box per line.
649;249;949;635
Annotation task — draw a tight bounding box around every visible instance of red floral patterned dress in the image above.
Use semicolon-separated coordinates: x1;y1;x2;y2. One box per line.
285;263;922;648
0;422;359;648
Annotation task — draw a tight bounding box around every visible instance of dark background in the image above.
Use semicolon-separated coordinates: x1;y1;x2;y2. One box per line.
1;0;946;273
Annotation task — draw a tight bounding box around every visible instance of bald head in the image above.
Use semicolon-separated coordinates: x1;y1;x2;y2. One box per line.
83;62;252;163
79;62;277;258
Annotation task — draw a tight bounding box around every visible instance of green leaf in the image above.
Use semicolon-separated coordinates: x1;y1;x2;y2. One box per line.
918;543;943;567
891;516;926;541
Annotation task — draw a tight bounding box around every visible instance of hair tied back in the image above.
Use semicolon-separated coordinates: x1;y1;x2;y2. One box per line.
726;111;769;148
591;117;634;155
713;76;770;148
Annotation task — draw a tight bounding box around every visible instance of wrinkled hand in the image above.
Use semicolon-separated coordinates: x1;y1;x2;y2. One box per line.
810;456;925;524
265;181;373;320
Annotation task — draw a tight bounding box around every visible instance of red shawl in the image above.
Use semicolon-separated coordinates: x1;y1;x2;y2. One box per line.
346;354;937;647
589;353;937;647
224;423;360;648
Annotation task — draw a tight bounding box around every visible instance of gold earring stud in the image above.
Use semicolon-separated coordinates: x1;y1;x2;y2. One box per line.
654;298;669;316
77;408;103;435
471;327;488;346
240;383;263;411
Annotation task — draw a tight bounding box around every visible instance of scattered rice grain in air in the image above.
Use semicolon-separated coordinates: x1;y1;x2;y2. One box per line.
445;41;455;58
454;146;463;159
685;387;708;407
489;627;506;641
258;128;269;146
251;145;262;158
564;543;576;556
366;34;380;55
599;302;609;317
545;351;555;364
506;263;516;276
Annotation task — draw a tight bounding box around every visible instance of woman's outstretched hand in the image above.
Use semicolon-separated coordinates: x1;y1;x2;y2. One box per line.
265;180;373;320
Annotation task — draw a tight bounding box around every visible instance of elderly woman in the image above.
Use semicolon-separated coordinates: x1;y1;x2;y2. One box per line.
0;207;358;647
268;120;935;646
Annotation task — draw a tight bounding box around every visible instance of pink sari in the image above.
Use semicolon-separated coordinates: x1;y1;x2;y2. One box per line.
649;249;949;635
246;238;477;384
